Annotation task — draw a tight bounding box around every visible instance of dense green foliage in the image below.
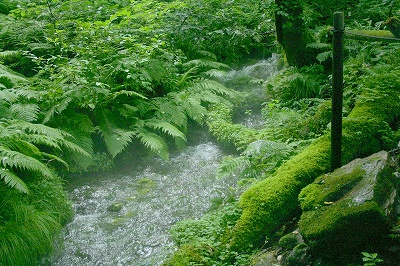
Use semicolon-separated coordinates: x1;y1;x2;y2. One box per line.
1;0;400;265
0;0;272;264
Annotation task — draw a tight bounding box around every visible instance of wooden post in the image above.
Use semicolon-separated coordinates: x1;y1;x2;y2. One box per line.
331;12;344;172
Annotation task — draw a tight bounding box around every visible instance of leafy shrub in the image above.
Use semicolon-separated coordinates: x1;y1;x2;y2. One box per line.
266;64;329;103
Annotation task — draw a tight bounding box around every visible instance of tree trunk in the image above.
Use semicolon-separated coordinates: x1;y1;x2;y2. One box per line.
275;0;315;67
385;17;400;38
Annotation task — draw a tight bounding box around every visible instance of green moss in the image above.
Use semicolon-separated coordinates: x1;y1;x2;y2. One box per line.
347;30;397;38
226;66;400;253
299;166;365;212
131;177;157;196
278;233;300;249
299;200;388;257
228;136;331;251
207;104;258;151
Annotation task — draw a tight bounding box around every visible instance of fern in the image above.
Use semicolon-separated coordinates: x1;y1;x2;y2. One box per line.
195;50;218;61
0;64;27;87
9;103;40;122
0;168;29;194
137;128;169;160
182;59;231;71
0;147;55;179
179;58;231;85
0;51;22;63
112;89;148;100
95;109;136;158
204;69;229;79
0;119;91;192
182;96;207;124
218;140;295;186
307;42;331;49
42;97;73;124
191;79;242;101
316;51;332;63
152;96;188;129
145;119;187;142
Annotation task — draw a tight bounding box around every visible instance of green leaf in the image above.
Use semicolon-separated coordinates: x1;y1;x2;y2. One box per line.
145;120;186;142
316;51;332;63
137;129;169;160
95;109;135;158
0;147;54;179
0;168;29;194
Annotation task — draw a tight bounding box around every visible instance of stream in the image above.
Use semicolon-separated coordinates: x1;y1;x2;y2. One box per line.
49;55;280;266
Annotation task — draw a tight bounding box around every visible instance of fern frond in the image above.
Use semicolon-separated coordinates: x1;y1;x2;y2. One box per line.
20;134;61;152
0;65;27;86
137;129;169;160
190;79;242;101
198;90;230;105
316;51;332;63
153;97;188;129
0;51;21;61
118;104;140;118
9;103;40;122
204;69;228;79
2;120;90;161
95;109;135;158
143;59;170;83
11;88;41;101
42;97;73;124
60;114;94;153
58;138;91;160
112;90;148;100
41;152;69;169
177;67;199;85
242;140;291;158
218;156;251;177
0;51;22;62
26;42;54;53
183;59;231;71
0;168;29;194
9;121;69;139
182;96;207;124
0;137;42;158
0;89;18;103
145;119;187;142
0;147;54;179
196;50;218;61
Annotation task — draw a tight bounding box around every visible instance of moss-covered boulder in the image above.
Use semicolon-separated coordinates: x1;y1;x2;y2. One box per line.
298;151;397;259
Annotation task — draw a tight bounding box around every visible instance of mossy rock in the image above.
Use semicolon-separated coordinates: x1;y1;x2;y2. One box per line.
299;151;397;259
107;202;123;212
278;231;301;250
131;177;156;196
226;67;400;253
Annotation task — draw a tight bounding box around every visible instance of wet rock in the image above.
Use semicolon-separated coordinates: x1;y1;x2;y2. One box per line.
278;230;302;250
251;247;282;266
283;243;311;266
107;202;123;212
298;151;398;259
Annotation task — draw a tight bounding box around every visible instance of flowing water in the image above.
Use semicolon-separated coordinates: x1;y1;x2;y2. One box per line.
50;134;235;265
50;56;279;266
227;54;281;129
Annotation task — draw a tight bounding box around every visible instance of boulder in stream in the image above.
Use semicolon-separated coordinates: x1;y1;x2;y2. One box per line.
298;150;398;259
